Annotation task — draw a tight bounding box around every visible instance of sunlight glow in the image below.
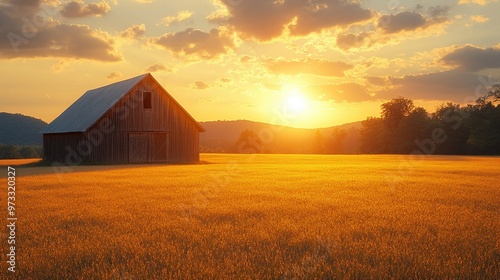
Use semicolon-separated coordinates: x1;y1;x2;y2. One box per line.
285;87;309;114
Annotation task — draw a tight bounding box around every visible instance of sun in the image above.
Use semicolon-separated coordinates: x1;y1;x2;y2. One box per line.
287;95;307;112
285;87;309;114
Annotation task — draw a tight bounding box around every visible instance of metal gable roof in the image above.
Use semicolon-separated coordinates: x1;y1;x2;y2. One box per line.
41;74;148;134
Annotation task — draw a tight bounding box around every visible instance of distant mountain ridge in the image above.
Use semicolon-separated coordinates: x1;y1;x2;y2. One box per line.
0;112;47;146
199;120;362;154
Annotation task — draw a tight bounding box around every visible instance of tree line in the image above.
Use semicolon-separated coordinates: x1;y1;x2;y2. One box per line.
360;86;500;155
233;86;500;155
0;145;43;159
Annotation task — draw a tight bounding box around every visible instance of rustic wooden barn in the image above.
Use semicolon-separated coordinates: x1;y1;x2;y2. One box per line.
41;73;205;165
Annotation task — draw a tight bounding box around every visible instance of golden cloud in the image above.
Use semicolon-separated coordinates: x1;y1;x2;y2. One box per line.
149;28;235;59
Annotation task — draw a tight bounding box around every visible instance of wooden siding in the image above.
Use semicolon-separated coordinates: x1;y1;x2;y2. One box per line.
43;75;201;165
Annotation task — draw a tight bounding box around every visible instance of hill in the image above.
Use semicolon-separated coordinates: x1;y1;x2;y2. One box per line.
0;112;47;146
199;120;362;154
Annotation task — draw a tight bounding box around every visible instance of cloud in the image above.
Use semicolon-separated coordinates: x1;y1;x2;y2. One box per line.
288;1;373;36
145;63;172;72
365;76;387;87
336;31;371;50
240;55;252;63
162;10;193;26
193;81;210;90
337;6;450;51
440;45;500;71
60;1;110;18
265;58;353;77
149;28;235;59
107;72;122;79
458;0;497;5
211;0;373;41
306;83;373;102
427;5;450;18
375;70;487;102
120;24;146;40
378;11;442;34
470;15;489;23
0;1;121;61
3;0;43;12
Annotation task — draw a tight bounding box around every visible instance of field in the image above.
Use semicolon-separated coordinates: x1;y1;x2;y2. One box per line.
1;154;499;279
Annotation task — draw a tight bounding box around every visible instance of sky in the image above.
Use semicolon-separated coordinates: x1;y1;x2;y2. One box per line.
1;0;500;129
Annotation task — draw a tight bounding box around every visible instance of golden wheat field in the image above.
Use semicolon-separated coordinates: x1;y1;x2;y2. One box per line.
0;154;499;279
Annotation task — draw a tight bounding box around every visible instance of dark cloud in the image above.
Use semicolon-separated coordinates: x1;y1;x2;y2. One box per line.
378;11;428;33
288;0;373;36
212;0;373;41
365;76;387;86
376;70;487;102
240;55;252;63
145;63;172;73
60;1;110;18
150;28;235;59
194;81;210;90
336;31;370;50
8;0;42;6
107;72;122;79
0;1;120;61
307;83;373;102
415;4;424;11
338;6;450;51
265;58;353;77
440;45;500;71
4;0;42;14
120;24;146;40
428;5;451;18
378;7;450;34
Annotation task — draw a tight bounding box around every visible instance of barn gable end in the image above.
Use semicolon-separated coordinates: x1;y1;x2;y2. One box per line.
42;73;204;165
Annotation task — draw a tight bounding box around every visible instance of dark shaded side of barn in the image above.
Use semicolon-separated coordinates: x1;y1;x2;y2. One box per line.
43;75;202;165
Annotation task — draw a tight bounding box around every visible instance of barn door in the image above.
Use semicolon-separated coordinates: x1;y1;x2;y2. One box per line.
128;133;148;163
153;133;168;162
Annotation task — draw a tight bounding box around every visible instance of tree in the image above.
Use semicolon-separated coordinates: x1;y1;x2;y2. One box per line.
466;102;500;154
381;97;415;132
476;84;500;107
312;130;325;154
0;145;21;159
330;128;347;154
356;95;500;155
20;146;40;158
360;98;428;154
359;117;391;153
394;107;431;153
432;103;471;154
235;129;263;154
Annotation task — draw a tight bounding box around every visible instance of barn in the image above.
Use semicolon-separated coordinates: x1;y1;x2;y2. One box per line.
41;73;205;165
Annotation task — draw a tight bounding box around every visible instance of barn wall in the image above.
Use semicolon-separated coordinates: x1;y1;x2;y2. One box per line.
43;133;88;164
81;75;201;164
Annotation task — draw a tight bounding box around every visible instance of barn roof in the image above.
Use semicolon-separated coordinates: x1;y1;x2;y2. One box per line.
42;73;205;134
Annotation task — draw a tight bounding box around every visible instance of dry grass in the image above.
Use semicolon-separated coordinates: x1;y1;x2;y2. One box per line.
1;154;499;279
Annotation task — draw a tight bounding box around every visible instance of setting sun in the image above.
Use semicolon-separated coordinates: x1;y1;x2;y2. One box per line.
285;87;309;114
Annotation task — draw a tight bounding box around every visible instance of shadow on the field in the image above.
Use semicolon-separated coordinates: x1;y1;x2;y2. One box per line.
0;158;215;178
